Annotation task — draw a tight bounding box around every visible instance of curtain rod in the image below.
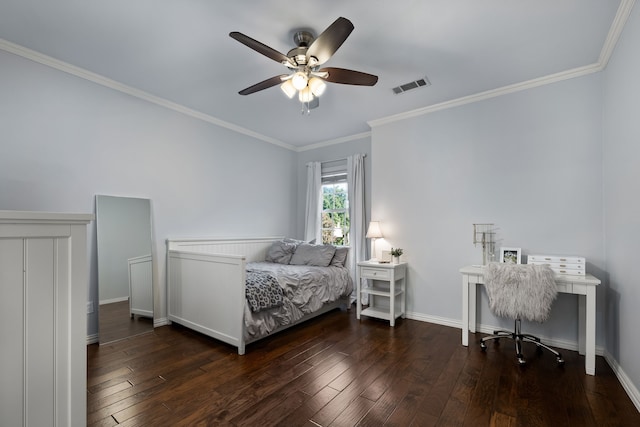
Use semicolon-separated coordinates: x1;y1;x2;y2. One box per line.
324;153;367;164
307;154;368;165
305;154;367;167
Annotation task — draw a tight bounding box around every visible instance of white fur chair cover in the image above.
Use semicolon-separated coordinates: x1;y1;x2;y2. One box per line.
485;263;557;323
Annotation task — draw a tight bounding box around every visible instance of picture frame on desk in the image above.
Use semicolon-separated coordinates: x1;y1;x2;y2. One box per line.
499;247;521;264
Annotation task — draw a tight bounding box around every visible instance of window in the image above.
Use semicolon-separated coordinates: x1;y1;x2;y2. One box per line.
321;178;349;246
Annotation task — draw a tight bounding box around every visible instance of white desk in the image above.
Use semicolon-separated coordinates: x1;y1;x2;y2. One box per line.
460;265;600;375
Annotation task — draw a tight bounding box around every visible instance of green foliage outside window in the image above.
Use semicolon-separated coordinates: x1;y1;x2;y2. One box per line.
321;182;349;246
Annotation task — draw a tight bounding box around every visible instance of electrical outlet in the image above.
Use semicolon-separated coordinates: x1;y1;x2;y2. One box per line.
86;301;94;314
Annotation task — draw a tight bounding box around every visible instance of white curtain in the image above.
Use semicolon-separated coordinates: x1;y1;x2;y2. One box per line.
347;154;366;302
304;161;322;243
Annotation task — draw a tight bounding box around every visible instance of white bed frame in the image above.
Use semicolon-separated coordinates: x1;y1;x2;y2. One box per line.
166;237;349;355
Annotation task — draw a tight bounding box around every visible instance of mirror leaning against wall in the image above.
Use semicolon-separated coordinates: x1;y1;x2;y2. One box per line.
96;195;154;344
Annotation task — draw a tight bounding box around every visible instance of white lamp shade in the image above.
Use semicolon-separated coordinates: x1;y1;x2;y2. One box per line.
291;72;308;90
280;80;296;98
308;77;327;96
298;86;314;103
366;221;383;239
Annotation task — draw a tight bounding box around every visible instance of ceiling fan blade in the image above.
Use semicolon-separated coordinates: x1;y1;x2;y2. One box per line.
238;75;287;95
230;31;294;66
306;17;354;66
319;67;378;86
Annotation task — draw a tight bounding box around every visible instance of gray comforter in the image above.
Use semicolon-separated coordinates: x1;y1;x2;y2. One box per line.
244;262;353;340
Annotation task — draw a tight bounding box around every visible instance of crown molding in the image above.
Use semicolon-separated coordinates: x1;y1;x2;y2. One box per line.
368;63;602;129
368;0;635;129
0;38;295;151
296;131;371;152
599;0;636;67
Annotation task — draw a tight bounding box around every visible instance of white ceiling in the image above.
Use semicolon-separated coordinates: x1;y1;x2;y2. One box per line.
0;0;626;149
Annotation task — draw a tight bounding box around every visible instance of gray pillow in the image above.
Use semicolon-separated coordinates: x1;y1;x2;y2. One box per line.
289;243;336;267
283;237;316;246
330;246;349;267
264;241;297;264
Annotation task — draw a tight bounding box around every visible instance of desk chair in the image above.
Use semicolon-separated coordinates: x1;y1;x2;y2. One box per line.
480;263;564;366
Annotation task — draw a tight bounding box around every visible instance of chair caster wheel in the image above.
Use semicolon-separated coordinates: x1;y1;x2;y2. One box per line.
517;354;526;365
480;342;487;351
557;357;565;366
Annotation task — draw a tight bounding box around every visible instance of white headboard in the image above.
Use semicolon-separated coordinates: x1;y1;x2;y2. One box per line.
166;237;283;262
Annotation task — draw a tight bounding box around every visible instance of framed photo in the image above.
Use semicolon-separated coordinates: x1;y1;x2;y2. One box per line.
500;247;521;264
380;250;392;263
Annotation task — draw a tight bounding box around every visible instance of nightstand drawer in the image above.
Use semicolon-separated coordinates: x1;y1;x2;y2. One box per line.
360;267;390;280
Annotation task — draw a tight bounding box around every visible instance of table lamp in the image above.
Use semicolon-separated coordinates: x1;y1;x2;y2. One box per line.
366;221;383;260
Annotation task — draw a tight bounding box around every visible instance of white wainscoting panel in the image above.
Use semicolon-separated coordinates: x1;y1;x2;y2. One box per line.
0;211;92;427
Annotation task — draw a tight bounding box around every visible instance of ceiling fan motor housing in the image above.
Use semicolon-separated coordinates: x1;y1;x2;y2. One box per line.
288;31;316;66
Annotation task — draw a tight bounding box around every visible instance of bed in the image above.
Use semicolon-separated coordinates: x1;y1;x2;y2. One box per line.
166;237;353;354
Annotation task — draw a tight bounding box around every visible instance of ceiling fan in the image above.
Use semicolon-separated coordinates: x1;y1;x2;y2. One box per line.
229;17;378;112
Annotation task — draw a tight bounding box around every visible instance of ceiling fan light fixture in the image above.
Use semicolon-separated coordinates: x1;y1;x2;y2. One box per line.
309;77;327;96
280;80;296;98
292;71;309;90
298;86;314;103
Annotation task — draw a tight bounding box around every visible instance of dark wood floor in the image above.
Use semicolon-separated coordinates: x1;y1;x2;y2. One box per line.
87;307;640;426
99;301;154;344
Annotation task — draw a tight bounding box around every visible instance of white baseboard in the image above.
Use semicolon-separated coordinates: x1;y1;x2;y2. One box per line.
154;317;169;328
603;350;640;412
99;296;129;305
86;334;99;345
405;311;605;355
405;311;461;329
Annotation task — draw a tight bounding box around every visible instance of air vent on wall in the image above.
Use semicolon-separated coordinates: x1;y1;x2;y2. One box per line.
392;76;431;94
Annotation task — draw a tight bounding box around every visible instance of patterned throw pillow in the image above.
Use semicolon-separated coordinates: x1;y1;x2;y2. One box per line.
245;271;283;312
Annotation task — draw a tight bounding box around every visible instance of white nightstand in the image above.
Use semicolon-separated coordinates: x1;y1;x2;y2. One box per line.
356;261;407;326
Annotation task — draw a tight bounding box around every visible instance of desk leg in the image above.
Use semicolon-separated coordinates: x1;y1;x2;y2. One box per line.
578;295;586;356
356;276;361;320
469;282;477;334
400;277;406;319
584;289;596;375
462;275;470;346
390;275;396;327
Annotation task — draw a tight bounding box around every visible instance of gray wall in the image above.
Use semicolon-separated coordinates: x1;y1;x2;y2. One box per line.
0;50;297;336
370;73;605;346
603;2;640;396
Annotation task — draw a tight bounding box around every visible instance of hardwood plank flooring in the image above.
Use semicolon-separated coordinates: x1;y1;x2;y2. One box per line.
87;307;640;426
99;301;154;344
